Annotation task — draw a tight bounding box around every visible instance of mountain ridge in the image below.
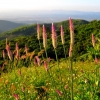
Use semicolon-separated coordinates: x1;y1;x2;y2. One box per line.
0;19;89;40
0;20;24;32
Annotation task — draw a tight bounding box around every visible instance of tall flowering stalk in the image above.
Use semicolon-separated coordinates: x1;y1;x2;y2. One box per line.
15;43;20;60
60;25;66;58
2;50;5;60
92;34;99;98
51;23;66;98
24;45;28;55
44;61;48;72
42;25;61;99
6;44;12;61
69;17;74;58
13;94;19;100
43;60;60;100
42;25;48;58
69;17;74;100
52;23;57;49
37;23;43;59
35;56;41;66
37;23;40;40
60;25;65;45
92;34;95;48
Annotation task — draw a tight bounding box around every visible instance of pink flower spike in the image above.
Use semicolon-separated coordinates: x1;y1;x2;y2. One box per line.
2;50;5;59
95;57;98;64
60;25;65;45
69;17;74;32
51;23;57;49
52;23;55;34
44;61;48;72
24;45;28;55
6;44;12;61
69;17;74;57
13;94;19;100
42;25;47;48
56;89;62;96
34;58;37;66
35;56;41;66
16;43;19;51
37;23;40;40
15;43;20;60
92;34;95;47
43;25;46;34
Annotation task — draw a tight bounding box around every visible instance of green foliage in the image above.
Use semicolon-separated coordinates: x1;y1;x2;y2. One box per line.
0;19;100;61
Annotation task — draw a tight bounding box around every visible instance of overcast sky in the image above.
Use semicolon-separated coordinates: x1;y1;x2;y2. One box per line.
0;0;100;12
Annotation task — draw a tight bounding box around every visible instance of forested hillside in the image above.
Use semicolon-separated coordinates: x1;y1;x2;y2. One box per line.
0;19;100;63
0;20;24;32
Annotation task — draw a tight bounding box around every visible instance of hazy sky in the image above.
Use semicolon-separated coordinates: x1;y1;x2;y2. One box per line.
0;0;100;12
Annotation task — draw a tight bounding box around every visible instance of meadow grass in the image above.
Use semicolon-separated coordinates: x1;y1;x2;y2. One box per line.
0;59;99;100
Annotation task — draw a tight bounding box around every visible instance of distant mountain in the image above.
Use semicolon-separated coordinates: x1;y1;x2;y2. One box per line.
0;19;89;40
0;20;24;32
0;10;100;24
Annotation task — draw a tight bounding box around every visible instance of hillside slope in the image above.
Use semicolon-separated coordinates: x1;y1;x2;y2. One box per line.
0;19;89;40
0;20;24;32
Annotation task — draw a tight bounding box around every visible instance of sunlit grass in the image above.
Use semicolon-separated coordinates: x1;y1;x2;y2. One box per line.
0;60;99;100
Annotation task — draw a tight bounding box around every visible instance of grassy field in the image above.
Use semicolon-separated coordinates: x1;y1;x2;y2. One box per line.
0;59;99;100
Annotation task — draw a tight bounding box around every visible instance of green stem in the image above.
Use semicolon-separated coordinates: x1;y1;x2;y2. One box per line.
44;48;61;100
63;44;66;59
38;39;44;59
54;49;60;71
44;48;48;59
69;57;73;100
54;48;67;99
62;44;71;98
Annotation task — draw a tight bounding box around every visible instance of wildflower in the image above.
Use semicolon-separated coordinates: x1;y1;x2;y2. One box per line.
80;69;84;73
24;45;29;55
47;57;51;63
37;23;40;40
6;44;12;61
22;87;25;92
20;55;26;60
5;80;9;85
15;43;20;60
56;89;62;96
51;23;57;49
34;58;37;66
95;57;98;64
35;56;41;66
92;34;95;47
30;51;35;61
43;25;47;49
2;50;5;59
60;25;65;45
18;69;21;76
64;84;69;89
69;17;74;57
44;61;48;72
10;83;16;92
69;17;74;32
13;94;19;100
15;43;19;51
